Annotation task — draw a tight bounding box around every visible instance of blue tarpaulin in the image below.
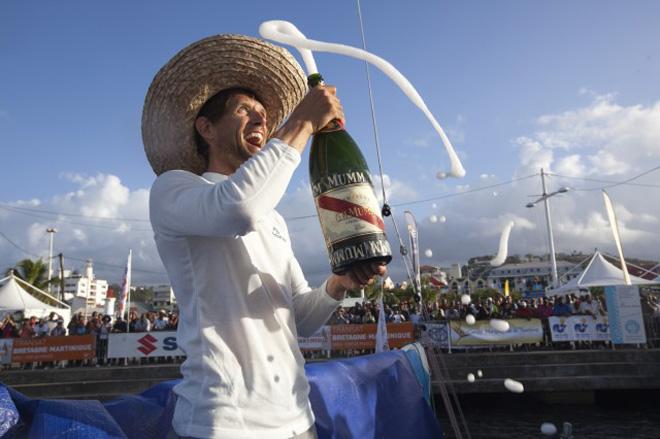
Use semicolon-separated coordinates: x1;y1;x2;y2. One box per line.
0;346;442;438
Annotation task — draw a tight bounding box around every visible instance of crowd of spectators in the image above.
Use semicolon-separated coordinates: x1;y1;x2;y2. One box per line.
328;293;607;327
0;309;179;340
1;309;180;369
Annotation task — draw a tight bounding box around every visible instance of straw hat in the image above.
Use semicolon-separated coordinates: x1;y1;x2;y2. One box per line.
142;34;307;175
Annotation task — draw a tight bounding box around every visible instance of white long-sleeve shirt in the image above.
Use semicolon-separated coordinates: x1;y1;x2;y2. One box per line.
150;139;342;439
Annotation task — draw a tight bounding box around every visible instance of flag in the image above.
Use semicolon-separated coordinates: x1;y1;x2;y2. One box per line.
118;249;132;318
404;211;422;303
504;279;510;297
375;297;389;353
429;271;447;289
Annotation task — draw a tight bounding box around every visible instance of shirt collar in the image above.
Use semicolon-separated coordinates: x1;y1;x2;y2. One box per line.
202;171;229;183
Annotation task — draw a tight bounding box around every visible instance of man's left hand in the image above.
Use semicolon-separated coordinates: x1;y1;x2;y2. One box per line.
326;262;387;300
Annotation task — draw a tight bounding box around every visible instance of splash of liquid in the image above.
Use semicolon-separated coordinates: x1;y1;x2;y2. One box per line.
259;20;466;178
490;221;515;266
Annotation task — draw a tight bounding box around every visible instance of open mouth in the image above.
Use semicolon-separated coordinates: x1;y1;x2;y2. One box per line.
245;131;264;148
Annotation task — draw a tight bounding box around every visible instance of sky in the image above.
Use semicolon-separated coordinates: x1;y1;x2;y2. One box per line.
1;0;660;287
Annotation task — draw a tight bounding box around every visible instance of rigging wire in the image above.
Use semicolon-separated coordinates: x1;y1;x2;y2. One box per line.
546;164;660;191
0;205;153;232
355;2;469;438
0;203;150;222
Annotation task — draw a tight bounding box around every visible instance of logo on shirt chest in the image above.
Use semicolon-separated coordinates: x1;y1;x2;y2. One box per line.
272;226;287;243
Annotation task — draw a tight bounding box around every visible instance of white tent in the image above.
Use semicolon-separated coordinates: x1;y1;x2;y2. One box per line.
546;251;659;296
0;273;70;322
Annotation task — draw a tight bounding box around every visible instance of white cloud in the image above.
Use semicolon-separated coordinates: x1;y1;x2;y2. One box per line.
555;154;586;177
0;173;162;286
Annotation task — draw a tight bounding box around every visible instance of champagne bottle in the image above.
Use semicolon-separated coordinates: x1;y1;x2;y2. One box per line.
308;73;392;275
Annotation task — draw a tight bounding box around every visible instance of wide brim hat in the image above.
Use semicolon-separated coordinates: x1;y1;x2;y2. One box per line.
142;34;307;175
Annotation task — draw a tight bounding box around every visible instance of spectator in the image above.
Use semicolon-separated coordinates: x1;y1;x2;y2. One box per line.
168;313;179;331
134;313;152;332
47;312;61;335
19;321;34;338
1;316;17;338
579;294;603;318
35;318;50;337
330;308;350;325
515;301;533;320
97;315;112;366
391;307;406;323
553;296;573;317
153;310;169;331
50;319;66;336
112;316;128;333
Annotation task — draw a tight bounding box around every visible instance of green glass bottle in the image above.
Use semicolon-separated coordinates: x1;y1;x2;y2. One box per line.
308;73;392;275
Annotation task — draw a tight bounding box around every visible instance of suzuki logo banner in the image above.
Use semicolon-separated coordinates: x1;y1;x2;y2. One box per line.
107;331;185;358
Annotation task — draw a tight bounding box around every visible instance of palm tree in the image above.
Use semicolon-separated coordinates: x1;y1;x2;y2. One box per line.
5;258;50;290
5;258;62;306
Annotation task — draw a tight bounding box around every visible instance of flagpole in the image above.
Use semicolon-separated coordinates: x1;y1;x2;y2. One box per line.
126;249;132;333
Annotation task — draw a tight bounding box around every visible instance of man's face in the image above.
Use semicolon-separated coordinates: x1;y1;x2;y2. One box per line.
209;93;268;168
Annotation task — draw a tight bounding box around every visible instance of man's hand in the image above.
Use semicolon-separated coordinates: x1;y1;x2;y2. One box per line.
273;85;344;153
326;262;387;301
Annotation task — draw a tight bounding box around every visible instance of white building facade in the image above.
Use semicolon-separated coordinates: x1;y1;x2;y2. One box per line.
63;259;108;307
152;284;177;310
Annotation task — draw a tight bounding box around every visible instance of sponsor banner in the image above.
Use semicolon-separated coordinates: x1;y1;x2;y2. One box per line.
419;322;449;348
298;326;331;351
605;285;647;344
108;331;185;358
448;319;543;346
11;335;95;363
549;316;611;342
0;339;13;364
330;322;414;350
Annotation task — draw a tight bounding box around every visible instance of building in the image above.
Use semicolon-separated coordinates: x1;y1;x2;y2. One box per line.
152;284;177;310
63;259;108;307
487;260;579;297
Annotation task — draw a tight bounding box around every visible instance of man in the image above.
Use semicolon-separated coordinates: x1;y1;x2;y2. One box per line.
143;35;385;438
153;310;169;331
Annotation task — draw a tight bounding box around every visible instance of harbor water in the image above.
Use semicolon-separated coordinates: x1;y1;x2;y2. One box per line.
438;390;660;439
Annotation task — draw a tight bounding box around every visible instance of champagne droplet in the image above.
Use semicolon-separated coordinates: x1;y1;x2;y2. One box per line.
504;378;524;393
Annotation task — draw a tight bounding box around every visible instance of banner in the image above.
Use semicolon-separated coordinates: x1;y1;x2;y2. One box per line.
108;331;185;358
548;316;610;342
419;322;449;348
605;285;647;344
298;326;331;351
330;322;414;350
10;335;95;363
448;319;543;346
0;339;13;364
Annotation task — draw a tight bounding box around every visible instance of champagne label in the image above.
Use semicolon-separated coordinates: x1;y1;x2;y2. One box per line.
330;239;392;269
311;170;373;197
314;182;384;246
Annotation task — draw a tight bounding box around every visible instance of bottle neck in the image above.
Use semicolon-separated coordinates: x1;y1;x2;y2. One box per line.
307;73;344;133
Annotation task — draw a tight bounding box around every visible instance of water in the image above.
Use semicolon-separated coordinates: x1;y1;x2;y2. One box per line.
438;390;660;438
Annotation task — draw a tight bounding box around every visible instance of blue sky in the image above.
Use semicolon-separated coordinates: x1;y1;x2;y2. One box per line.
2;1;660;285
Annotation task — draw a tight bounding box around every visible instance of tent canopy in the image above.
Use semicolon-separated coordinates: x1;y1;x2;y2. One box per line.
546;251;659;296
0;274;70;320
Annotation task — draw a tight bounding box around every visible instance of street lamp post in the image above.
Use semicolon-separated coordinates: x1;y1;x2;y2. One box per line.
526;169;569;289
46;228;57;294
